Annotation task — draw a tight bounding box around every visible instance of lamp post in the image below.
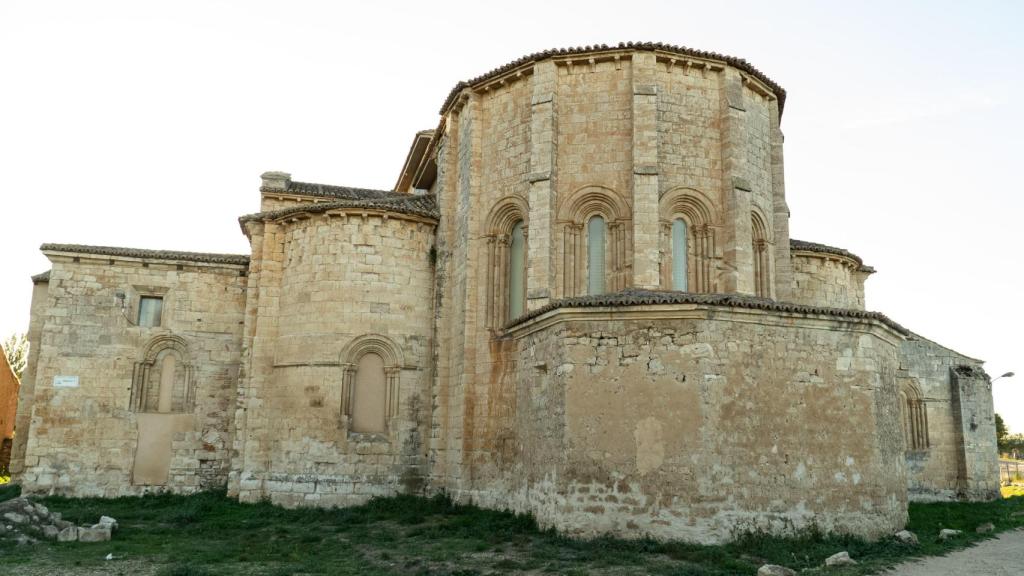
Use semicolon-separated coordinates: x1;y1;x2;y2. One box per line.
992;372;1015;383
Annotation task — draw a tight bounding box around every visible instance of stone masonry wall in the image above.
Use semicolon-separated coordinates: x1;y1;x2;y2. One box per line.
19;252;246;496
9;279;49;478
898;335;1000;501
790;252;867;310
232;212;435;507
452;306;908;544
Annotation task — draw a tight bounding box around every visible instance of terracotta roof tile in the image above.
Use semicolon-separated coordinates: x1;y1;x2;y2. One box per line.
40;244;250;266
440;42;786;115
789;239;875;273
507;288;908;335
240;194;439;224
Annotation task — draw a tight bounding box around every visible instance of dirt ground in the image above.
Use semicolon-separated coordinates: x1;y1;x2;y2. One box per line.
887;528;1024;575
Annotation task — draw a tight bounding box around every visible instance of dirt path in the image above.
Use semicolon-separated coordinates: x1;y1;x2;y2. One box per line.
888;529;1024;575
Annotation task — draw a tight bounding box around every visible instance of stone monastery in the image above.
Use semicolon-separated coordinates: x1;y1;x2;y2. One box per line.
12;43;1000;543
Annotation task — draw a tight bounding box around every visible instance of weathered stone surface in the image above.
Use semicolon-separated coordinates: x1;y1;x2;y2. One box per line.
939;528;963;540
758;565;797;576
976;522;995;534
57;525;78;542
78;525;111;542
8;43;1000;546
41;524;59;539
895;529;920;545
98;516;118;531
825;551;857;566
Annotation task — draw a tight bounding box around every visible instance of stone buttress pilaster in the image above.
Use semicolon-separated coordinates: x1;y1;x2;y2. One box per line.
769;102;793;302
719;68;754;295
631;52;660;289
527;61;557;310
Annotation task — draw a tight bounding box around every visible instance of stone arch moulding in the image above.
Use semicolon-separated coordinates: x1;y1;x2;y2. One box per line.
338;334;408;433
483;195;529;329
130;334;196;413
658;187;719;293
556;185;632;297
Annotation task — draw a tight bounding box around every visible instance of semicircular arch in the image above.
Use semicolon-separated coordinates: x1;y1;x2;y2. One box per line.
341;333;406;368
559;185;630;223
659;187;717;226
485;195;529;235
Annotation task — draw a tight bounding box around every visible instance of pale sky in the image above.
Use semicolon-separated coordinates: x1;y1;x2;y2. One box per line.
1;1;1021;430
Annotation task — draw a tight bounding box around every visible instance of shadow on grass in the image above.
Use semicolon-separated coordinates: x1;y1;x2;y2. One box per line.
0;487;1020;576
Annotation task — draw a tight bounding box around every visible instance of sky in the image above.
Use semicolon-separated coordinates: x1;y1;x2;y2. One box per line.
0;1;1021;430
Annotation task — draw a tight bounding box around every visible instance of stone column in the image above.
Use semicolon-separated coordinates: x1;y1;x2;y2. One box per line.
719;68;754;295
527;61;557;309
631;52;660;289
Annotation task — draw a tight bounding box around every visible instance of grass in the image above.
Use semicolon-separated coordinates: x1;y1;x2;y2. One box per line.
1003;485;1024;498
0;489;1021;575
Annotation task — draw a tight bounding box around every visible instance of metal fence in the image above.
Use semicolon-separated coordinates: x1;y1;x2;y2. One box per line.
1000;460;1024;484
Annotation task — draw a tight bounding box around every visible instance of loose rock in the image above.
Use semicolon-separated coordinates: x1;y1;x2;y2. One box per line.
939;528;963;540
895;529;920;545
758;565;798;576
57;526;79;542
976;522;995;533
78;525;112;542
3;512;27;524
42;525;60;539
825;551;858;566
98;515;118;531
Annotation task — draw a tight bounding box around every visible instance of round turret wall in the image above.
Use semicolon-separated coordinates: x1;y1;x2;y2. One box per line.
790;251;868;310
237;211;435;507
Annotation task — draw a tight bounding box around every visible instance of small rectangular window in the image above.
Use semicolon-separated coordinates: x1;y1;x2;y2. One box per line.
138;296;163;327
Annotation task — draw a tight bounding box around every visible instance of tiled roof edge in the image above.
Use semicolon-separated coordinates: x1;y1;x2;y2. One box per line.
31;270;50;283
506;288;909;335
440;42;786;115
790;239;866;267
239;196;440;224
40;244;250;266
261;180;396;199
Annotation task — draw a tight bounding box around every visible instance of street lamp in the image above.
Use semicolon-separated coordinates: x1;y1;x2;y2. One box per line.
992;372;1015;383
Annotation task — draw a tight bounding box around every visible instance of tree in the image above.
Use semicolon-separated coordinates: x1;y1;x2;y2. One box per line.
996;413;1009;453
1;333;28;381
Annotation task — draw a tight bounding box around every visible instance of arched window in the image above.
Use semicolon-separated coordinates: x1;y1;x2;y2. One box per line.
671;219;688;291
899;383;930;452
340;334;404;437
352;352;387;434
484;197;528;329
131;335;195;413
557;186;631;297
752;212;771;298
508;220;526;319
587;215;606;295
659;187;717;293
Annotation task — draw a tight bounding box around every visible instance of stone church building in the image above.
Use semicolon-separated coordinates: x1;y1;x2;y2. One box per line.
12;43;1000;543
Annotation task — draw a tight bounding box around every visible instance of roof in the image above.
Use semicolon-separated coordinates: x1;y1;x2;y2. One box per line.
263;179;397;200
240;193;439;225
507;288;909;335
31;270;50;283
789;239;875;273
40;244;250;266
440;42;786;115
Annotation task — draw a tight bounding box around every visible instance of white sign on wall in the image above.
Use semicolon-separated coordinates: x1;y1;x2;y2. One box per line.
52;375;80;388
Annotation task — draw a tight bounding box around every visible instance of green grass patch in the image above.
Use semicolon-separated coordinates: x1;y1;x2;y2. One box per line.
0;489;1021;575
0;481;21;503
